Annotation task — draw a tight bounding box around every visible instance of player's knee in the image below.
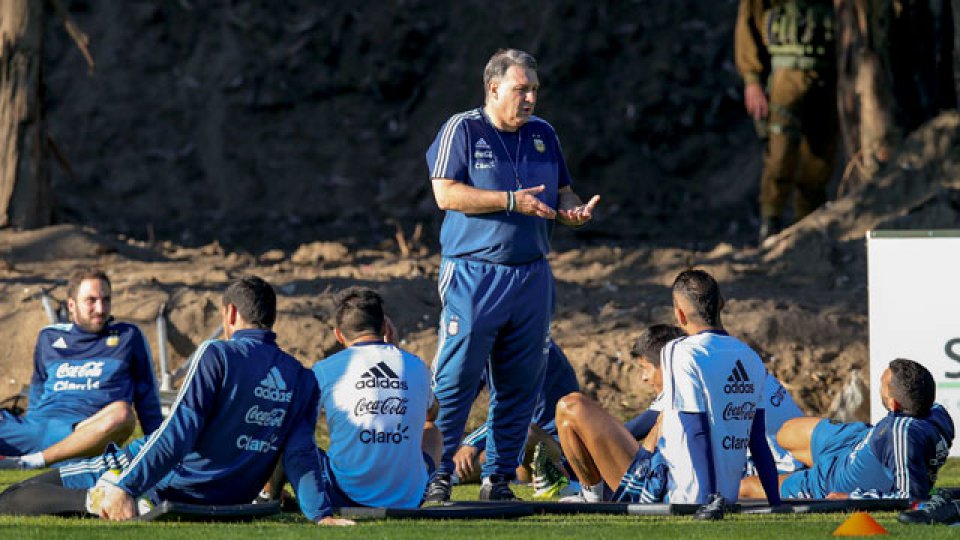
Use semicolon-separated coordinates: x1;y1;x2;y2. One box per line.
556;392;587;424
103;401;136;432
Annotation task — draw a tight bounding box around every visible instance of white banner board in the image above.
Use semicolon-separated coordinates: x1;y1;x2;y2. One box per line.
867;231;960;456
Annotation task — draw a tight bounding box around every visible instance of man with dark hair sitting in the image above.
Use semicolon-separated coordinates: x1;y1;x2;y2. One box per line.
310;286;441;509
0;276;353;526
742;358;954;503
0;267;162;470
556;270;781;511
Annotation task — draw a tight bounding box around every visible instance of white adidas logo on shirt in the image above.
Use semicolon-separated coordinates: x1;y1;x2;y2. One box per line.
255;366;292;402
52;337;68;349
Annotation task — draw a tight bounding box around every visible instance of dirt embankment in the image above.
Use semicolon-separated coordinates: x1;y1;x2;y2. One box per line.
3;112;959;422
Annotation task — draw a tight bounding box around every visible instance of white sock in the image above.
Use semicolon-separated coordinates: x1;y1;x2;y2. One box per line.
20;452;45;469
582;481;604;502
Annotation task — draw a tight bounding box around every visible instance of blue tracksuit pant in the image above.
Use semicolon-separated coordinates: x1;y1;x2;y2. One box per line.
432;257;553;479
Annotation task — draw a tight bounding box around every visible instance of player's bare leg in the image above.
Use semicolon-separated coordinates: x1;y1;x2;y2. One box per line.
556;392;638;488
740;473;790;499
423;421;443;471
776;417;824;467
41;401;136;465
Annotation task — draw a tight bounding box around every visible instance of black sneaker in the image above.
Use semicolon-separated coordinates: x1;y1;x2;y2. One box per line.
694;493;725;520
479;474;517;501
424;473;452;504
899;489;960;525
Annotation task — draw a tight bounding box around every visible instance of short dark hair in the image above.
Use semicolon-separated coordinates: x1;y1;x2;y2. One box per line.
483;48;537;96
888;358;935;417
222;276;276;329
335;286;385;340
630;324;686;367
67;267;110;299
672;269;722;327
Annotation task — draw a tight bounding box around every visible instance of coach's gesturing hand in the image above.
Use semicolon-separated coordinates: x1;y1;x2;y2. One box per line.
514;185;556;219
98;484;137;521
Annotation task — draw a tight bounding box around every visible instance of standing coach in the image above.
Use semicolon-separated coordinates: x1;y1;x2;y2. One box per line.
424;48;599;501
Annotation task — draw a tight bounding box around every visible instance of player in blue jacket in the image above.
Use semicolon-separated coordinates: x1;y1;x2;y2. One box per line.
0;277;353;526
748;358;955;502
424;48;599;502
0;268;162;470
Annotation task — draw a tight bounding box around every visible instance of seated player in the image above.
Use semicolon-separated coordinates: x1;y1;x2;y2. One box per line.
625;370;805;480
742;358;954;502
557;270;781;507
310;286;441;509
0;267;163;470
0;276;353;526
451;339;579;494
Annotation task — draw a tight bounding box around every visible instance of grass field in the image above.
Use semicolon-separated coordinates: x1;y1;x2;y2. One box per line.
1;462;959;538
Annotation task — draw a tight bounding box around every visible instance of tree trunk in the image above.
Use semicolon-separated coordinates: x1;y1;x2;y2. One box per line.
835;0;898;192
0;0;50;229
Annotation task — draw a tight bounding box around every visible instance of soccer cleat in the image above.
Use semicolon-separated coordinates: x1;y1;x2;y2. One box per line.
694;493;726;520
0;456;25;470
479;474;517;501
531;442;572;499
424;473;453;504
898;489;960;525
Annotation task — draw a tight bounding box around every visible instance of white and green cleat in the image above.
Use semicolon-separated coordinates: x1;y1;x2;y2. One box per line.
531;441;577;499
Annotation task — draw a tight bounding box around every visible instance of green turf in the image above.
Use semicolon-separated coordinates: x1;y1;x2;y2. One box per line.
1;460;959;538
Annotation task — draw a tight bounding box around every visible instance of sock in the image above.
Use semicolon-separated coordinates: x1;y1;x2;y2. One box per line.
582;481;604;502
19;452;45;469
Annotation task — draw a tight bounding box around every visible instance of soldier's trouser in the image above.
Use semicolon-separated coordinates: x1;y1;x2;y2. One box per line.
760;68;838;221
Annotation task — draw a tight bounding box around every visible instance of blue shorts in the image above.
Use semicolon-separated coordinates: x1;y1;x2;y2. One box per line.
319;450;436;508
0;411;80;455
613;447;669;503
780;419;870;499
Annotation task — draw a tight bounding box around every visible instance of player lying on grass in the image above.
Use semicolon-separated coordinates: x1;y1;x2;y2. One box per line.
451;339;579;497
740;358;954;502
263;286;442;511
0;267;163;470
0;276;353;526
556;270;781;507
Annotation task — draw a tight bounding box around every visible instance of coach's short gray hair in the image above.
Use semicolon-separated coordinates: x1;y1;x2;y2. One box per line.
483;49;537;98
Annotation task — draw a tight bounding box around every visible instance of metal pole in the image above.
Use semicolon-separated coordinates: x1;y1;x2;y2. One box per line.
169;325;223;383
40;289;59;324
157;302;173;392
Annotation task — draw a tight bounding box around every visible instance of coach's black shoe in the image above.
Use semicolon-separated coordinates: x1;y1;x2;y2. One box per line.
424;473;452;504
898;489;960;525
694;493;725;520
479;474;517;501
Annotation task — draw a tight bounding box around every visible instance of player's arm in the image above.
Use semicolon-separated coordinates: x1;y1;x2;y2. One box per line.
130;329;164;434
28;333;49;406
283;382;352;526
624;409;660;441
747;408;782;505
886;426;933;501
678;412;716;499
114;342;222;498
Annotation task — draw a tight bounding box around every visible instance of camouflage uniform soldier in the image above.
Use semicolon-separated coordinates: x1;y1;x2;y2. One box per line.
735;0;837;241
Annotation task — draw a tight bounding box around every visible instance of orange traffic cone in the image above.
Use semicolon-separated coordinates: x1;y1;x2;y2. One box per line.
832;512;889;536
